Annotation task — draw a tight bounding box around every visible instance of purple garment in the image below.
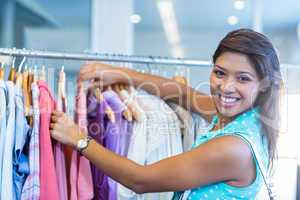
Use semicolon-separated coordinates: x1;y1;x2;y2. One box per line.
102;91;132;200
87;94;109;200
87;91;132;200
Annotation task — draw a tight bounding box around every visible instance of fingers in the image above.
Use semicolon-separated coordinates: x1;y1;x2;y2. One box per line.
50;123;57;130
77;62;108;83
50;110;65;130
87;80;108;90
52;110;64;117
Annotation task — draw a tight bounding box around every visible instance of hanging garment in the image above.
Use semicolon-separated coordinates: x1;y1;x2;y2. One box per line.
38;80;60;200
13;82;31;200
87;90;133;200
191;112;210;137
117;91;183;200
168;102;196;152
168;103;210;152
102;90;133;200
55;96;68;200
0;80;7;198
21;82;41;200
117;107;147;200
1;81;16;200
70;85;94;200
87;93;110;200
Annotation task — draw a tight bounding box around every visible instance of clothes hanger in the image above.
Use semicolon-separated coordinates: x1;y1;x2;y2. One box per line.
33;65;38;84
94;86;116;123
8;57;16;82
91;70;116;123
119;62;142;121
58;65;70;116
113;83;133;122
0;62;5;80
58;65;66;99
172;66;188;85
105;56;132;122
22;64;32;118
39;65;46;81
15;57;26;86
27;66;34;126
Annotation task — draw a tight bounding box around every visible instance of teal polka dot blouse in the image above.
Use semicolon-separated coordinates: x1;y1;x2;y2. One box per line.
173;107;269;200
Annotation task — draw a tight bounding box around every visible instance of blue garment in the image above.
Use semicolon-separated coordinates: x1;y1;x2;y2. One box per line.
1;81;16;200
173;107;269;200
0;80;7;198
13;84;30;200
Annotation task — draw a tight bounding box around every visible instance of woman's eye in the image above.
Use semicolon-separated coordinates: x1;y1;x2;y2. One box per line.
214;70;224;78
238;76;251;82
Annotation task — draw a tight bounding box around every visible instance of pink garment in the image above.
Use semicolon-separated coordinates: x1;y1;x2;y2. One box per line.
70;86;94;200
38;80;60;200
55;97;68;200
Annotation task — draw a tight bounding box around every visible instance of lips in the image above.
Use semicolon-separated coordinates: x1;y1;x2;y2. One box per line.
218;94;240;108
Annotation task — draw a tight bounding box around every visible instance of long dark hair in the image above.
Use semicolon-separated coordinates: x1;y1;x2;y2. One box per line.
212;29;283;171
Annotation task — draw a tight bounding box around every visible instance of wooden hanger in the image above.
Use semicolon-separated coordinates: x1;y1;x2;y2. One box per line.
94;87;116;123
0;62;5;80
92;78;116;123
22;64;31;117
15;56;26;84
8;57;16;82
172;76;188;85
172;67;188;85
113;84;133;122
119;84;142;121
27;67;34;126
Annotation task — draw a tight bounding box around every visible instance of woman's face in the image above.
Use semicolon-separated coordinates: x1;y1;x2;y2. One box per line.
210;51;261;118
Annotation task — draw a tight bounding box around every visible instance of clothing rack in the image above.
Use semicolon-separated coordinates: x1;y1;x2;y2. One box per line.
0;48;211;67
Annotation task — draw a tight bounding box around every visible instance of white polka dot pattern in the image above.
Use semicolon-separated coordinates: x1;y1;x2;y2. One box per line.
172;107;268;200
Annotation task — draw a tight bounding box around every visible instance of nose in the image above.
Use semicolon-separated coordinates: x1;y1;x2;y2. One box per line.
219;78;236;94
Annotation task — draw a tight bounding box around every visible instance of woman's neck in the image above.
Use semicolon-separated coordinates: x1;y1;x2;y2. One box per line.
213;113;235;131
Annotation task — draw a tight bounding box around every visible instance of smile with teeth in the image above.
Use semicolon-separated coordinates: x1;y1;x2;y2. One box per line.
218;94;240;105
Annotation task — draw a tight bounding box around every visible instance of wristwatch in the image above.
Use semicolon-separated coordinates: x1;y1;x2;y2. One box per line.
76;136;92;154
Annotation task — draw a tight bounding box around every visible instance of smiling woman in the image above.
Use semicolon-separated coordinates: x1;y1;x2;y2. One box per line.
50;28;283;200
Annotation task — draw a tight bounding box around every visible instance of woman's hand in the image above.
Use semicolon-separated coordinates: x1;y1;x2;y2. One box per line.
77;62;134;88
50;110;86;147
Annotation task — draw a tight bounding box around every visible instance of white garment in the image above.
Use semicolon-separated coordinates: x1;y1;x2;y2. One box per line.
168;103;209;151
191;112;210;137
117;91;183;200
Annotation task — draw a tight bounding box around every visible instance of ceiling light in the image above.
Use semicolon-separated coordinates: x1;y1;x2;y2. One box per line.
130;14;141;24
227;15;239;25
157;0;180;45
234;0;245;10
297;22;300;42
157;0;185;58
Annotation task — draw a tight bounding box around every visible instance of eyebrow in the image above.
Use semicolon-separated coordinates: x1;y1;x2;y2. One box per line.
214;64;255;78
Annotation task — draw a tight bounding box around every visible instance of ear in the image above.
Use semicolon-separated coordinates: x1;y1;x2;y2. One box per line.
260;87;267;92
259;78;270;93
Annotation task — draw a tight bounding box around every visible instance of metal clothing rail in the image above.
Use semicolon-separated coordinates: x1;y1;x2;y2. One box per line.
0;48;211;67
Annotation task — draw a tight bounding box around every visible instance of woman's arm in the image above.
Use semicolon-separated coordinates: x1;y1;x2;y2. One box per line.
77;62;216;121
50;111;256;193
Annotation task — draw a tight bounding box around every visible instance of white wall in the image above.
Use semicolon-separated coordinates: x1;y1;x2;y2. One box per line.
135;29;300;64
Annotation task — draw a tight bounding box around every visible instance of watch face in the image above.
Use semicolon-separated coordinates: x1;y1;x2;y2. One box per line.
78;139;87;149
